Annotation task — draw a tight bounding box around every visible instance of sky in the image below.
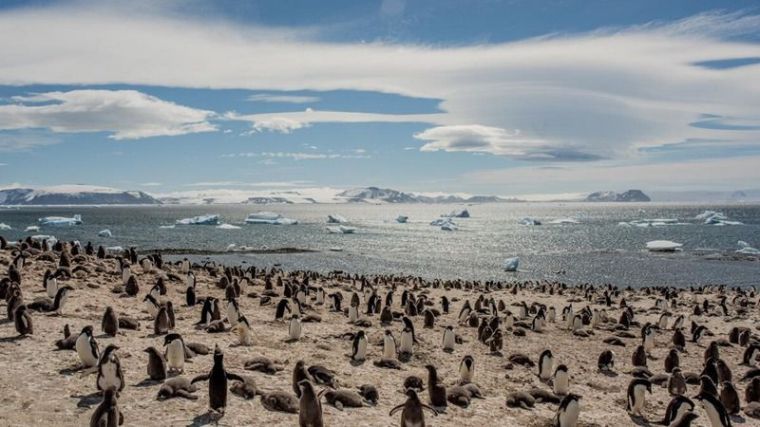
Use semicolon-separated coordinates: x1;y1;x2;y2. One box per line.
1;0;760;198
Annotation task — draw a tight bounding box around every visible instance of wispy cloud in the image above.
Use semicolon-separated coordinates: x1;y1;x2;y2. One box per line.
139;182;163;187
247;93;320;104
185;180;314;187
0;132;60;152
221;151;371;160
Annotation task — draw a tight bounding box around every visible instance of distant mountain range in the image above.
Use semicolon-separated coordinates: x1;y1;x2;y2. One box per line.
336;187;513;204
0;186;160;205
585;189;651;202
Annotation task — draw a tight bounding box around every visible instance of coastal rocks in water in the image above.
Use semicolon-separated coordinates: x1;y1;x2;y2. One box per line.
503;257;519;272
396;215;408;223
585;190;651;202
737;241;760;255
646;240;683;252
175;214;221;225
245;212;298;225
443;209;470;218
25;225;40;232
548;218;580;225
216;223;241;230
0;223;11;230
327;214;348;224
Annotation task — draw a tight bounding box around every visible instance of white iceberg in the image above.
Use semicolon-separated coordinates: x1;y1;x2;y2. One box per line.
38;214;82;226
226;243;237;252
105;246;124;254
245;212;298;225
624;218;683;227
442;209;470;218
326;214;348;224
25;225;40;232
98;229;112;238
737;241;760;255
30;234;56;243
646;240;683;252
327;225;356;234
696;210;724;220
396;215;408;224
176;214;221;225
0;223;11;230
503;256;519;272
439;219;458;231
159;225;176;229
519;218;542;226
696;210;742;226
217;223;241;230
549;218;580;225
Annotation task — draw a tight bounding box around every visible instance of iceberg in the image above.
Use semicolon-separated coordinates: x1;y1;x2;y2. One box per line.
326;214;348;224
439;219;458;231
623;218;682;227
646;240;683;252
737;241;760;255
696;210;742;226
0;223;11;230
25;225;40;232
38;214;82;226
98;229;112;238
327;225;356;234
519;218;542;226
105;246;124;254
396;215;408;224
245;212;298;225
159;225;176;229
176;214;221;225
217;223;241;230
442;209;470;218
548;218;580;225
503;256;519;272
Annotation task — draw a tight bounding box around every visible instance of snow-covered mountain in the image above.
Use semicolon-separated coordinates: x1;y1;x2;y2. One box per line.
585;189;651;202
0;185;160;205
336;187;512;204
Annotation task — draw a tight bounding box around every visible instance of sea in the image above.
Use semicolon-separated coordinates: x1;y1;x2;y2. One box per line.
1;203;759;288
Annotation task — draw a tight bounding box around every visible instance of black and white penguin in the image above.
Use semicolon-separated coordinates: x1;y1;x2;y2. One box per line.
144;347;167;381
185;273;196;306
154;306;170;335
626;378;652;417
233;315;253;346
288;314;302;341
199;297;220;325
89;388;124;426
538;349;554;382
425;364;448;410
661;395;694;425
124;275;139;297
275;298;291;321
668;412;699;427
51;285;72;316
102;306;119;337
402;316;418;344
458;300;472;324
97;344;124;393
164;333;186;373
668;368;687;396
44;270;57;299
597;350;614;372
442;326;456;353
292;360;313;398
695;392;732;427
459;355;474;384
383;330;397;359
399;327;414;355
351;330;368;361
632;345;648;368
553;393;581;427
389;389;438;427
226;297;240;328
143;294;160;318
298;380;324;427
76;325;100;368
642;324;655;353
13;304;33;336
743;345;760;366
191;345;244;413
553;364;570;395
692;325;708;344
673;328;686;350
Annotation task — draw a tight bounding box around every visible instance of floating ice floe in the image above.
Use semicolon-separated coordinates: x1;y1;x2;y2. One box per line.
159;225;176;229
327;225;356;234
696;210;743;226
439;219;458;231
176;214;221;225
217;223;241;230
106;246;124;254
396;215;408;224
25;225;40;232
737;241;760;255
98;229;112;238
646;240;683;252
0;223;11;230
226;243;237;251
442;209;470;218
519;218;542;226
245;212;298;225
30;234;56;243
38;214;82;226
326;214;348;224
548;218;580;225
620;218;684;227
503;256;519;272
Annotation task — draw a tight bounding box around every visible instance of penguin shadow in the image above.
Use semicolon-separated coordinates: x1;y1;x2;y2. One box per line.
598;370;618;378
283;338;299;344
0;334;30;343
72;391;102;408
627;415;652;426
133;378;162;388
730;414;746;423
398;352;413;363
59;365;88;376
187;411;226;427
349;359;366;367
95;333;116;339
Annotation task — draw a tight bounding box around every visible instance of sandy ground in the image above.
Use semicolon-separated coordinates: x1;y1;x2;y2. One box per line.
0;245;759;427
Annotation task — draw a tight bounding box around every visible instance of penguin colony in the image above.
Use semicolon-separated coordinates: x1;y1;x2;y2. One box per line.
1;234;760;426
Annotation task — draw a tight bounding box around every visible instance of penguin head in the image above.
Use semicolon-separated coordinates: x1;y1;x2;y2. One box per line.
163;333;181;346
81;325;94;336
462;355;474;369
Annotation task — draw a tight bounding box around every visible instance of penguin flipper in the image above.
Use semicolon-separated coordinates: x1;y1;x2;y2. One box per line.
420;403;439;416
191;374;210;384
226;372;245;383
389;403;405;416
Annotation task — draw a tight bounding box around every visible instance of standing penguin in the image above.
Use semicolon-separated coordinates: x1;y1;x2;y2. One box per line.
668;368;688;396
186;273;196;307
425;365;447;410
298;380;324;427
143;294;160;318
275;299;291;321
226;297;240;328
144;347;167;381
102;307;119;337
89;389;124;427
442;326;456;353
233;315;253;346
97;344;125;394
720;381;740;415
553;393;581;427
191;345;244;414
553;365;570;395
383;330;397;359
164;333;187;373
13;304;33;336
351;331;368;362
695;392;732;427
626;378;652;417
632;345;648;368
51;286;72;316
44;271;58;299
459;355;474;384
289;314;302;341
76;325;100;368
538;350;554;382
665;349;680;373
661;395;694;425
154;306;170;335
389;389;438;427
399;327;414;356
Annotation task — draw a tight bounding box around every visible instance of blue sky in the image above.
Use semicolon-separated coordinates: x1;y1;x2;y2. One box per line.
1;0;760;198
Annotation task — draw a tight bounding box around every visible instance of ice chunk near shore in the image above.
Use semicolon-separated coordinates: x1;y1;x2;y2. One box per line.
217;223;241;230
245;212;298;225
176;214;221;225
440;219;458;231
696;210;723;220
503;257;519;272
106;246;124;254
519;218;542;226
549;218;580;225
696;210;742;225
396;215;408;224
0;223;11;230
39;214;83;226
327;225;356;234
159;225;176;229
25;225;40;232
326;214;348;224
98;229;112;238
625;218;682;227
442;209;470;218
737;241;760;255
226;243;237;252
646;240;683;252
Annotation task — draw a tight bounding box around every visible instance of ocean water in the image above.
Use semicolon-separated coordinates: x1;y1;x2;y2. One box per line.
1;203;759;287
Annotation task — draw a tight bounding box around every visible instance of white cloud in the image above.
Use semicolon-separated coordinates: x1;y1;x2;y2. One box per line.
0;132;60;152
0;90;216;139
139;182;162;187
247;94;320;104
221;151;371;160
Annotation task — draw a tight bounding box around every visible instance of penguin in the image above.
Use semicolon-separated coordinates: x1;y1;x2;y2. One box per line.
275;298;291;321
51;285;72;316
553;364;570;395
44;271;58;299
233;315;253;346
668;412;699;427
157;376;199;401
383;330;397;359
673;328;686;350
76;325;100;368
459;355;474;384
199;297;220;325
144;347;167;381
402;316;418;344
632;345;648;368
399;327;414;355
89;388;124;427
668;368;687;396
695;392;732;427
164;333;186;373
665;349;680;373
292;360;313;398
693;325;707;344
626;378;652;417
289;314;302;341
298;380;324;427
102;306;119;337
124;275;139;297
672;315;684;330
720;381;740;415
315;287;325;305
348;303;359;324
743;345;760;366
442;326;456;353
747;377;760;403
226;297;240;328
597;350;614;372
553;393;581;427
13;304;33;336
389;388;438;427
153;306;170;335
191;345;244;413
143;294;160;318
642;324;655;353
538;349;554;382
96;344;124;393
661;395;695;425
458;301;472;324
425;364;447;410
165;301;175;329
351;330;368;361
185;273;196;307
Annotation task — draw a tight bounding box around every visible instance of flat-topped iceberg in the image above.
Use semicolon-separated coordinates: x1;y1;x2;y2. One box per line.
622;218;684;227
38;214;82;226
327;225;356;234
25;225;40;232
519;218;542;226
646;240;683;252
396;215;408;223
549;218;580;225
159;225;176;229
0;223;11;230
98;229;112;237
503;256;519;272
245;211;298;225
326;214;348;224
217;223;241;230
176;214;221;225
442;209;470;218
